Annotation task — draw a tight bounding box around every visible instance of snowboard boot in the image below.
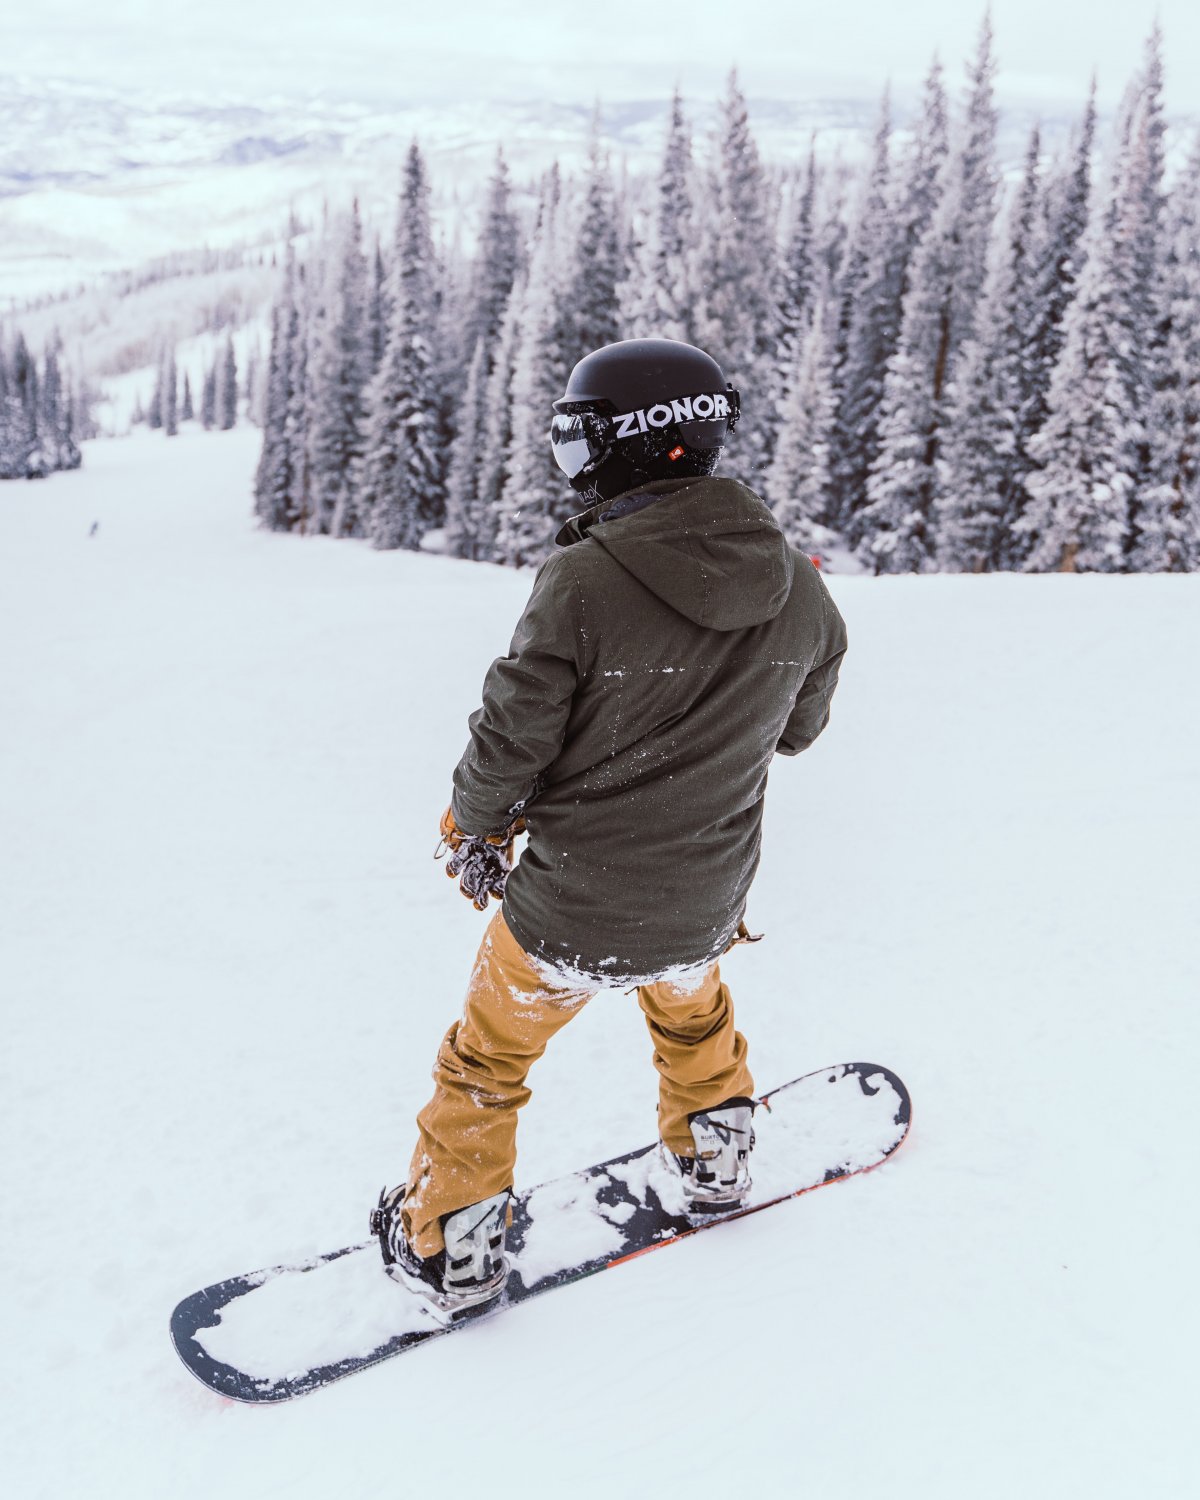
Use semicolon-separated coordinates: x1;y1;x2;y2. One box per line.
664;1097;756;1212
370;1185;511;1314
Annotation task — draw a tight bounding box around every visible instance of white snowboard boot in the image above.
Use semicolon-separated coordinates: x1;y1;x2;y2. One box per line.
664;1097;756;1212
371;1186;510;1314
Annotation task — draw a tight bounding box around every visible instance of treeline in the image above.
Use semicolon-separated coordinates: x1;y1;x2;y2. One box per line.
133;334;248;434
104;237;295;303
254;17;1200;574
8;238;290;320
0;333;83;481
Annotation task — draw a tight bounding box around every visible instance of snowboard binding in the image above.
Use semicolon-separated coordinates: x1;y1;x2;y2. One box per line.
664;1097;756;1213
371;1185;511;1315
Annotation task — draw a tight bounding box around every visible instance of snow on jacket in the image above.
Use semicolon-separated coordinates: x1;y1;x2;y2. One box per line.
450;474;848;981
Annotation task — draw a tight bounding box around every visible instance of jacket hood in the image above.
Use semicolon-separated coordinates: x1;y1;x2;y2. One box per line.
554;476;793;631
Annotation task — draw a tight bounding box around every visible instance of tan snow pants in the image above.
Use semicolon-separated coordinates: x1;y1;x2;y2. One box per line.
401;909;754;1258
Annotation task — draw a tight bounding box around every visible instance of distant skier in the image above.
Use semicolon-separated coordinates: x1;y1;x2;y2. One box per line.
89;521;99;537
371;338;847;1311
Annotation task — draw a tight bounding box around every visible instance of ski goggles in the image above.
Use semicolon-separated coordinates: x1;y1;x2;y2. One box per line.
549;410;612;479
550;389;740;478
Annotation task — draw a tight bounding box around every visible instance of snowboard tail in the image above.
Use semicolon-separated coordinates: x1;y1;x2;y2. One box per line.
170;1062;910;1403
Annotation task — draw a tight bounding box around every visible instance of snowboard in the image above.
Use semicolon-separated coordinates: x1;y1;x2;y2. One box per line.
170;1062;910;1403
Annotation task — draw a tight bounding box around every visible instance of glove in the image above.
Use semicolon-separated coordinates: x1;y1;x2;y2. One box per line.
723;919;764;953
436;805;526;911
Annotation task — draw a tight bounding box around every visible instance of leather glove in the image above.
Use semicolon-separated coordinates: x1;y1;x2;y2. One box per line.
436;805;526;910
723;919;764;953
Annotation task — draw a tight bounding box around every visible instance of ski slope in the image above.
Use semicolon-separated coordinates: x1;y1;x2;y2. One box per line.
1;429;1197;1498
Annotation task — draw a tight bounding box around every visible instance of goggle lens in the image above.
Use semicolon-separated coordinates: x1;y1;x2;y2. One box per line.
550;413;608;478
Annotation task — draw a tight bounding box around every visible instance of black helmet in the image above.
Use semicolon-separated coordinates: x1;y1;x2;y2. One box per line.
550;338;740;504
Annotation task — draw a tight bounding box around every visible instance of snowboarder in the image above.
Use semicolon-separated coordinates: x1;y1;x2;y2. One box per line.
371;338;847;1311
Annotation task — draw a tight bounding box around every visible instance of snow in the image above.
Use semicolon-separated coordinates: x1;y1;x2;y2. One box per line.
516;1162;658;1287
197;1248;437;1382
1;428;1198;1497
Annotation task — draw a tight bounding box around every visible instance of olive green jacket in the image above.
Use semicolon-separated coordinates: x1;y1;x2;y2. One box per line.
450;476;847;980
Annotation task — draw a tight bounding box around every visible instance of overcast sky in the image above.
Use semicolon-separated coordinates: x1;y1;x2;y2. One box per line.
4;0;1198;114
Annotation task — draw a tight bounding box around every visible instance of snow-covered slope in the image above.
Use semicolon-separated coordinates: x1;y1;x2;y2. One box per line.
1;430;1196;1497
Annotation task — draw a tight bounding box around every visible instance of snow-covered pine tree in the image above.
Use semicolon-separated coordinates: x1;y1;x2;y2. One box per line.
442;150;523;559
562;113;622;366
218;335;238;431
181;370;194;423
200;361;217;430
936;125;1043;571
775;138;820;399
297;228;330;529
1026;88;1096;446
494;170;575;566
36;346;56;467
894;56;952;294
694;71;779;482
945;10;1000;369
0;343;13;479
39;345;65;470
812;160;849;321
0;337;61;478
472;262;526;561
254;250;302;531
655;87;698;342
244;342;264;427
254;302;287;527
367;238;388;377
147;357;164;430
54;360;82;472
612;152;637;334
306;201;369;537
624;88;698;342
1007;84;1096;566
763;310;838;555
427;227;466;534
1019;30;1166;571
667;89;703;341
825;91;894;534
1018;234;1134;571
359;142;443;551
164;347;179;437
1136;135;1200;571
8;336;44;477
934;268;1012;572
1116;26;1169;565
72;378;96;446
443;336;489;558
0;337;80;478
615;179;651;336
285;262;313;531
2;338;29;478
860;19;998;573
466;149;522;364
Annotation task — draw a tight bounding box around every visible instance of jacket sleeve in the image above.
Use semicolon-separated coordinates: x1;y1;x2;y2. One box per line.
450;552;580;835
776;574;848;757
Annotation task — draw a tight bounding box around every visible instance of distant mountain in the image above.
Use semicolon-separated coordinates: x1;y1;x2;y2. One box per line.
0;73;1091;304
